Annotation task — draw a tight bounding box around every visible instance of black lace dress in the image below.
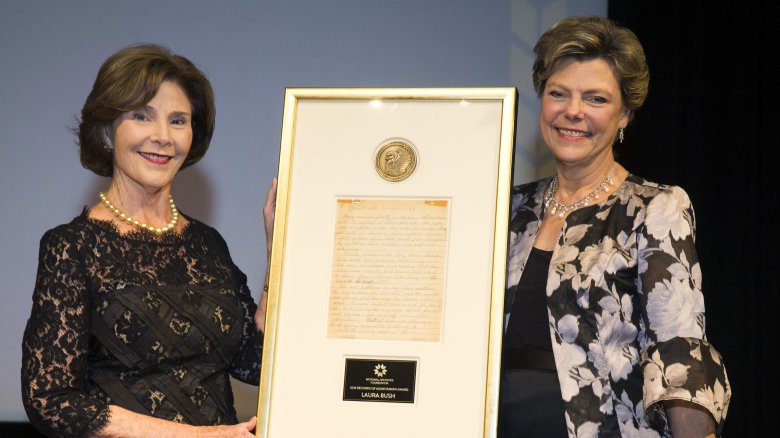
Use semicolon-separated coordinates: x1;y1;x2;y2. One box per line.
21;210;263;438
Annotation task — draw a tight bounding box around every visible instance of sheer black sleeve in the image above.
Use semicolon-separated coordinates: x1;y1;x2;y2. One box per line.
208;229;263;385
21;228;110;438
229;281;263;384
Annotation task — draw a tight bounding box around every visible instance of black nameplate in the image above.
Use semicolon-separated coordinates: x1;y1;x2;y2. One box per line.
342;358;417;403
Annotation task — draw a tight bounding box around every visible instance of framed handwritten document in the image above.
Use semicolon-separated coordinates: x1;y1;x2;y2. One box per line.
257;88;517;438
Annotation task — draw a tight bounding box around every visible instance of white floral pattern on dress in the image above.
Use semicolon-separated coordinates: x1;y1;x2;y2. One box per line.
506;174;731;437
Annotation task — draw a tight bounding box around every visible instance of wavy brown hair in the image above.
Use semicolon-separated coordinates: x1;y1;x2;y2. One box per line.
77;44;215;177
532;16;649;120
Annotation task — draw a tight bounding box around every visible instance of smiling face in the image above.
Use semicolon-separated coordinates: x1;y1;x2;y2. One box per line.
109;80;193;195
539;58;629;171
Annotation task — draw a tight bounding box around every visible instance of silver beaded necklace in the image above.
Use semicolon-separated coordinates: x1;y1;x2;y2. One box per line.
543;173;615;218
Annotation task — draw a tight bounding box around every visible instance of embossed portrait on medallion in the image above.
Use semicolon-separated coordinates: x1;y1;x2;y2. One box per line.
374;139;417;182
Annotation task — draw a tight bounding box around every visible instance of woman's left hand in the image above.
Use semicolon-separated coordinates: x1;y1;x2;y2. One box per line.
255;286;268;333
263;177;277;257
256;178;278;332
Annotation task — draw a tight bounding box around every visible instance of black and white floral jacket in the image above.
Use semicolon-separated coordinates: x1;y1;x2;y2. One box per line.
505;174;731;437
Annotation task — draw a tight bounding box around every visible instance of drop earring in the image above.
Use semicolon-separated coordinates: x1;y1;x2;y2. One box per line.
619;127;624;144
102;127;113;152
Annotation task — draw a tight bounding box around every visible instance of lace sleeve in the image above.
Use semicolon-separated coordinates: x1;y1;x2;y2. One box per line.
205;228;263;385
229;280;263;385
636;186;731;432
21;228;110;438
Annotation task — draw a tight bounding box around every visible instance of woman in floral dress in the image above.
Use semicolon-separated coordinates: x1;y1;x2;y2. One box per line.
498;16;731;438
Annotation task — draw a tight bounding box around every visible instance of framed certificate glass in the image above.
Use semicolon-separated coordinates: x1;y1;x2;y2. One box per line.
257;88;517;438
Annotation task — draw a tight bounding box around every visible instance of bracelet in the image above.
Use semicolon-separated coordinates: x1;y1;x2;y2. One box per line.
263;283;269;292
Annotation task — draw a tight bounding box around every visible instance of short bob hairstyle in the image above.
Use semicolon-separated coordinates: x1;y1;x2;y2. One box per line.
532;16;650;120
78;44;215;177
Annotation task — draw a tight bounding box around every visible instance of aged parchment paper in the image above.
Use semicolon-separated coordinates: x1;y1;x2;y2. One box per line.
327;198;449;341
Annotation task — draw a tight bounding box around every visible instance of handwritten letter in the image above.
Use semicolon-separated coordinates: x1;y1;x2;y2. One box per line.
327;199;449;341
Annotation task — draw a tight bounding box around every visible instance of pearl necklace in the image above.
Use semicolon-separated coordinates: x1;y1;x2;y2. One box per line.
99;192;179;235
544;173;615;218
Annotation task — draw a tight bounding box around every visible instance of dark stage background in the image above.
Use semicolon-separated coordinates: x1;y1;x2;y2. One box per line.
609;2;776;436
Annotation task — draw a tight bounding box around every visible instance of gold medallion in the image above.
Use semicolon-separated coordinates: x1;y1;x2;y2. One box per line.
375;139;417;182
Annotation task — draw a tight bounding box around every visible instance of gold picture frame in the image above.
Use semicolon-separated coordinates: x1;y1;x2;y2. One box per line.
257;88;517;438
